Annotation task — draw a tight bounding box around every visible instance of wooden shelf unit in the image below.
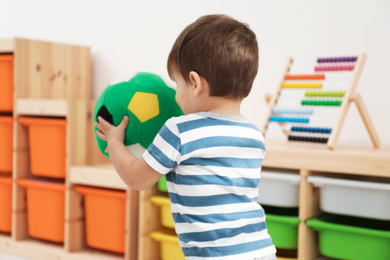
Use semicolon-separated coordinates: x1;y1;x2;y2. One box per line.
262;140;390;260
136;141;390;260
0;38;139;260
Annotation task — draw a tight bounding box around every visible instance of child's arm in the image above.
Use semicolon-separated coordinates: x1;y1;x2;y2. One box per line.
94;116;162;191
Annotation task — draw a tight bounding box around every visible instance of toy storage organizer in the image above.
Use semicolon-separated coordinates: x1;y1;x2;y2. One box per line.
141;149;390;260
257;142;390;260
4;38;147;260
264;169;390;260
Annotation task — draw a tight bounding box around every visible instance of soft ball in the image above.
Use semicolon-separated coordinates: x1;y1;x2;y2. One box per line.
94;72;183;158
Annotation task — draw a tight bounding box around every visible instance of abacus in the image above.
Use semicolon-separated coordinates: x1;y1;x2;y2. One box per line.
262;53;381;149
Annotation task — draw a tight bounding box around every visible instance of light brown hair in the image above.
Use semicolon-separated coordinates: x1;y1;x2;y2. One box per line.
167;14;259;99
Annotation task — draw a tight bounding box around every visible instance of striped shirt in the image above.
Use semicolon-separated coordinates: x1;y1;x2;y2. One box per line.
143;112;276;259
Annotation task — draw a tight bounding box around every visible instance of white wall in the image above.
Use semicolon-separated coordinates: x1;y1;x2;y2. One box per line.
1;0;389;145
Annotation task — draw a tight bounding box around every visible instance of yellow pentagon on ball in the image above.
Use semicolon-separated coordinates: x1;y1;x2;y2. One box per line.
128;92;159;122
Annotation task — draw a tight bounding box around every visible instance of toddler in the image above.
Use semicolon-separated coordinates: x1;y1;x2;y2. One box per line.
95;14;276;260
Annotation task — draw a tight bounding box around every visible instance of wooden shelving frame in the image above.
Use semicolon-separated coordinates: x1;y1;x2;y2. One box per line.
0;38;137;260
262;140;390;260
136;141;390;260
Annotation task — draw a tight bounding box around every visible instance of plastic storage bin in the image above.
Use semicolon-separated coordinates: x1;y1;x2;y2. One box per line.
0;55;14;112
258;169;301;208
265;211;300;249
0;116;13;173
307;176;390;220
17;179;66;242
150;196;174;228
150;229;185;260
74;185;127;253
18;117;67;178
158;175;168;192
306;214;390;260
0;176;12;233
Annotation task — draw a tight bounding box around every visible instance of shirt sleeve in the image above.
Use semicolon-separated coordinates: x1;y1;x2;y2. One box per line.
142;117;182;175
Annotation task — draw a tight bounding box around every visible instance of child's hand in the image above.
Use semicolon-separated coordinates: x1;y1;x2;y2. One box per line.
94;116;129;154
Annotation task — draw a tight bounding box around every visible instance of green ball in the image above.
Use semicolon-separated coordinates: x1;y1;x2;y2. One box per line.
94;72;183;158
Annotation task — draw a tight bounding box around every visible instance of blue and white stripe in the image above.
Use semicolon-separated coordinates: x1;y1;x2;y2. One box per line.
143;112;276;258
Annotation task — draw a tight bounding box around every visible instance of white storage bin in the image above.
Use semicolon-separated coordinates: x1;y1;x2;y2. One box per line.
258;168;301;208
307;176;390;221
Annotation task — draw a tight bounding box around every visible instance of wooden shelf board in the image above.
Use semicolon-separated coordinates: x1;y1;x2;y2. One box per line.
16;99;68;117
0;235;123;260
67;248;124;260
0;38;14;52
263;140;390;177
69;164;127;190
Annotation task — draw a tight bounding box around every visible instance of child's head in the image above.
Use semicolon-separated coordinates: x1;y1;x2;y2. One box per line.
167;14;259;100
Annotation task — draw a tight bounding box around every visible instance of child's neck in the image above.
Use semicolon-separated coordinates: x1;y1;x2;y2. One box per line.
205;96;242;116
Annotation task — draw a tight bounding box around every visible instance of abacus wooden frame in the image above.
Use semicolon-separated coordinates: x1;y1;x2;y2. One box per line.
261;53;381;150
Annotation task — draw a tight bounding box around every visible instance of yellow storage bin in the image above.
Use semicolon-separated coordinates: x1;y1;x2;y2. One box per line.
150;196;174;228
150;229;184;260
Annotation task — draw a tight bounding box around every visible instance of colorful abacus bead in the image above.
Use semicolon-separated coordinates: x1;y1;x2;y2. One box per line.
301;100;342;106
305;91;345;97
285;74;325;80
288;135;329;143
282;82;322;88
291;126;332;134
272;108;313;115
269;116;309;123
314;65;355;71
317;56;358;63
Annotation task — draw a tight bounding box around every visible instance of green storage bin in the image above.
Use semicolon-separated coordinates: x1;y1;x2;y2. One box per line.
307;214;390;260
158;175;168;192
266;213;300;249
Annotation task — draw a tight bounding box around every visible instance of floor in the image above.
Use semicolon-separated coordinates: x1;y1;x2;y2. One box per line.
0;252;31;260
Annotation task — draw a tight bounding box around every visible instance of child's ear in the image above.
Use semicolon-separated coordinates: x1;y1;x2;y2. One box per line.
189;71;203;97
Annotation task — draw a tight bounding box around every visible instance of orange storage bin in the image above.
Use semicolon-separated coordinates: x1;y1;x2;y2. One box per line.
17;179;66;242
0;116;13;173
74;185;127;253
0;55;14;112
0;176;12;233
18;117;67;178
